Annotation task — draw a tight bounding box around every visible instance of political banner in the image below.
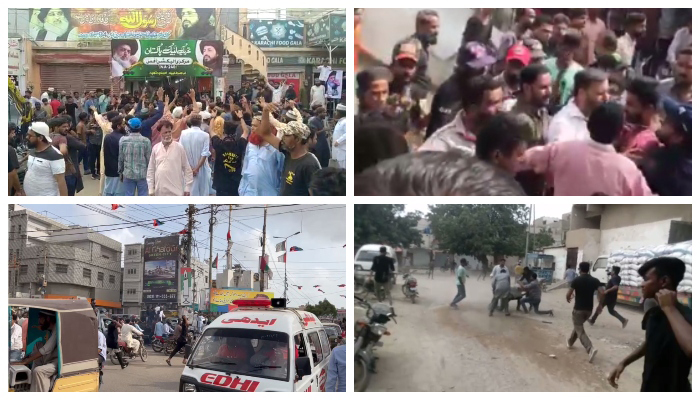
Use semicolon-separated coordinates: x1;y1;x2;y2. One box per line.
249;19;305;47
330;15;346;45
210;289;275;306
110;39;223;78
143;236;179;303
307;17;330;47
325;70;344;99
267;73;301;98
29;8;216;41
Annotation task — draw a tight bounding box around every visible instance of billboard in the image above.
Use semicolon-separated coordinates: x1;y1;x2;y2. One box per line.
8;39;21;76
329;15;346;45
325;70;344;99
249;19;304;47
28;8;216;41
143;236;179;303
306;14;346;47
110;39;223;78
210;289;275;306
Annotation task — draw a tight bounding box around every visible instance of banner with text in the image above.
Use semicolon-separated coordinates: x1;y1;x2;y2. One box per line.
249;19;305;47
143;236;180;303
8;39;21;75
325;70;344;99
110;39;223;78
29;8;216;41
210;289;275;306
267;72;301;96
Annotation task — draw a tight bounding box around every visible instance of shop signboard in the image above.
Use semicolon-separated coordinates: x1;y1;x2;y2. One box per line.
8;39;21;76
249;19;305;47
210;289;275;306
29;8;217;41
330;15;346;45
306;16;330;46
143;236;179;303
267;73;301;96
110;39;223;78
266;56;346;66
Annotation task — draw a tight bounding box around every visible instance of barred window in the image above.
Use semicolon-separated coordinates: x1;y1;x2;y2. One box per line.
109;275;115;283
19;265;28;275
55;264;68;274
37;264;44;275
83;268;91;279
98;272;104;281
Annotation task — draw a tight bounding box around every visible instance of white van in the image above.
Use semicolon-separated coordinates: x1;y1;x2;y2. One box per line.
354;244;397;273
179;299;332;392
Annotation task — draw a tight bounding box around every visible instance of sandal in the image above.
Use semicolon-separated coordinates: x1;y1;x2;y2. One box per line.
166;359;171;366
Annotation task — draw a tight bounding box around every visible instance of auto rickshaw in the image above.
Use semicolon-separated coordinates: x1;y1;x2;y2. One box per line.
9;298;99;392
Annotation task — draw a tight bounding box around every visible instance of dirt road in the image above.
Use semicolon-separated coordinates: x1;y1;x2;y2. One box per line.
358;270;646;392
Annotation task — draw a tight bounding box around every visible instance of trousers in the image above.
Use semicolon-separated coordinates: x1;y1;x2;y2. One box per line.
450;284;466;306
569;310;593;352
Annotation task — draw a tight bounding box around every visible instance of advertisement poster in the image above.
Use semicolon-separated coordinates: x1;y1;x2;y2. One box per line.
143;236;179;303
28;8;216;41
329;15;346;45
249;19;304;47
110;39;223;78
267;72;301;97
306;17;330;46
8;39;21;76
210;289;275;306
325;70;344;99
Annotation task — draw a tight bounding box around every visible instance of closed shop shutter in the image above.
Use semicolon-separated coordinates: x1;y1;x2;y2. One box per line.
40;64;110;94
225;62;242;90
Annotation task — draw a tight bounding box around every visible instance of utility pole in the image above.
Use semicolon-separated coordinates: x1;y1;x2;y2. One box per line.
226;205;232;269
208;205;215;312
185;205;195;314
260;205;268;292
525;204;532;257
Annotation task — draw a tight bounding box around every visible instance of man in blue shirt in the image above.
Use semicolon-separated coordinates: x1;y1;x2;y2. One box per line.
326;343;346;392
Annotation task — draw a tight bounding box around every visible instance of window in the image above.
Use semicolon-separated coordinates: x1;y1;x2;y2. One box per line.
10;225;15;239
83;268;91;279
128;249;138;256
19;265;28;275
318;329;331;359
55;264;68;274
98;272;104;281
37;264;44;275
102;255;109;259
109;275;115;283
307;331;323;365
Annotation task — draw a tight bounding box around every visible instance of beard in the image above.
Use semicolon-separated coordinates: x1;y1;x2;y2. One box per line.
162;136;173;145
113;54;132;68
44;18;70;37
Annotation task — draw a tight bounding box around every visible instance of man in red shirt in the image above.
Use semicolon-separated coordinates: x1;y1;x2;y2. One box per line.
50;93;61;117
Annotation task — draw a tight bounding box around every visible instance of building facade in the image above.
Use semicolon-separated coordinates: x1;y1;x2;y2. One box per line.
9;207;123;309
122;243;144;315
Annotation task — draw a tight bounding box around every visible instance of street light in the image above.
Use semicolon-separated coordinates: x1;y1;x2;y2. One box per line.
272;231;301;301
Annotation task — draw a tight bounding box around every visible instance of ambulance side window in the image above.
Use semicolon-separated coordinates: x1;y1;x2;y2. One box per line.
307;331;323;364
318;329;331;359
294;333;308;358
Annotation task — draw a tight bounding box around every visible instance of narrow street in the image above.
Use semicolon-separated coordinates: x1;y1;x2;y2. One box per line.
358;270;646;392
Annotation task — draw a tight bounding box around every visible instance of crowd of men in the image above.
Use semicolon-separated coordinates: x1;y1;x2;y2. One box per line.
9;75;346;197
355;8;691;196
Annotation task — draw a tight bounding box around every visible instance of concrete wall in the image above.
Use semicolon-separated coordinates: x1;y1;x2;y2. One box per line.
565;228;601;264
543;247;568;281
600;204;692;230
599;220;676;255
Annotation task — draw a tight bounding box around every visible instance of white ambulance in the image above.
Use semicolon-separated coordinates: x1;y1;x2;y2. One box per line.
179;298;333;392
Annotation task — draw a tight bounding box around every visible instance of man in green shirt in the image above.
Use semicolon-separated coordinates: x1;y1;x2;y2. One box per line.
449;259;470;309
544;30;584;108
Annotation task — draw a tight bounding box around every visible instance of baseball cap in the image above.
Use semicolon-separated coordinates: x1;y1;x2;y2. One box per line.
523;38;545;59
279;121;310;140
200;111;212;120
457;41;496;70
127;118;142;130
506;44;532;66
393;40;420;63
662;97;691;136
29;122;51;140
48;87;55;91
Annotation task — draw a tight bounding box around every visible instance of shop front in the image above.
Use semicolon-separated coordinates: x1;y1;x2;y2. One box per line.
264;53;346;108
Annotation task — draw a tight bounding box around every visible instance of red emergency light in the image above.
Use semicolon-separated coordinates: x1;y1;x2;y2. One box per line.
233;299;271;308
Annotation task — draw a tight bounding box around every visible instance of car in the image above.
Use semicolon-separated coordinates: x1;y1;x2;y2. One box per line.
354;244;397;273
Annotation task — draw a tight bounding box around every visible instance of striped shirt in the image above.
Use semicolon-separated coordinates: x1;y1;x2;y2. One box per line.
118;132;152;180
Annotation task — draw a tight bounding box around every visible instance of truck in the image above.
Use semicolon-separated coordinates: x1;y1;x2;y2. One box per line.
591;240;692;309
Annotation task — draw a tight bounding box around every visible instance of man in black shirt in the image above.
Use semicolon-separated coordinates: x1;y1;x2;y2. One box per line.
608;257;691;392
65;96;79;128
8;123;23;196
589;266;629;327
566;262;604;363
257;102;321;196
212;117;249;196
370;246;395;305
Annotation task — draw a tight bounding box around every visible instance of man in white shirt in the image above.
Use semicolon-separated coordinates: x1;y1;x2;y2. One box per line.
265;77;288;104
179;114;212;196
310;80;326;108
10;313;23;361
121;318;143;354
317;60;332;82
11;311;58;392
617;13;647;67
159;308;165;322
163;321;174;336
546;69;609;143
331;104;347;169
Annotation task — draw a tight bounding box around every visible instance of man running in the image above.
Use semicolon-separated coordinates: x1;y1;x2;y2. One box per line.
566;262;604;363
369;246;395;305
450;258;469;309
589;266;629;328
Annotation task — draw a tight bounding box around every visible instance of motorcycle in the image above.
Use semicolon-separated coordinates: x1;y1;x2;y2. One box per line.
354;295;396;392
111;335;147;364
401;273;418;303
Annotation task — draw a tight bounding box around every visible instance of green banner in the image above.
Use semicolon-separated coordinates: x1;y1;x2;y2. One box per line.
111;39;223;78
307;17;330;46
330;15;346;45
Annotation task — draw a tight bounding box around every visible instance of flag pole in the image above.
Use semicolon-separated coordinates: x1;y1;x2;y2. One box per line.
208;204;214;312
260;205;268;292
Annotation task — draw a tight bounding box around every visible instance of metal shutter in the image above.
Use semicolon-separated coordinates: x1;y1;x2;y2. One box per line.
226;62;242;90
40;64;110;94
82;65;111;93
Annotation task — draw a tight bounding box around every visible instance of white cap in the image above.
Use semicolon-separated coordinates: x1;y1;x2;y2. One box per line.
172;107;183;118
200;111;212;120
196;102;202;109
336;104;346;111
48;87;55;91
29;122;51;140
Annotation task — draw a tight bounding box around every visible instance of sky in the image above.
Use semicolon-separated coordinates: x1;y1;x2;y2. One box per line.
404;204;574;220
17;204;346;309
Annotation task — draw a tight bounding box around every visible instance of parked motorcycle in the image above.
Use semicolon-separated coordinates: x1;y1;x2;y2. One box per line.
401;273;418;303
111;335;147;364
354;295;396;392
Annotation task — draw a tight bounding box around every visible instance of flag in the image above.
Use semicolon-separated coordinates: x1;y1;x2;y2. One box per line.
260;255;270;278
178;229;189;235
340;295;346;298
277;253;286;262
313;285;320;288
318;289;325;293
343;244;346;248
212;255;218;270
275;240;286;252
295;285;302;290
153;219;164;227
227;230;231;241
289;246;303;252
111;204;123;210
337;284;346;288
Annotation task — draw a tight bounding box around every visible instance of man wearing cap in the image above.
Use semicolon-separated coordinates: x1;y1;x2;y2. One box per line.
180;114;212;196
426;41;496;138
24;122;67;196
200;111;212;134
640;98;691;196
331;104;347;169
258;102;321;196
393;10;440;89
497;8;536;61
11;310;59;391
500;44;532;111
523;38;547;65
118;118;151;196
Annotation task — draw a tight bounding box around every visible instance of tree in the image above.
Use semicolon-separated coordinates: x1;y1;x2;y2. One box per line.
428;204;530;266
531;228;555;250
304;299;337;317
354;205;423;248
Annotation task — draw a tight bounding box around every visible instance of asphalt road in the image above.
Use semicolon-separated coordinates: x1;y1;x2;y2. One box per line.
101;347;186;392
356;270;647;392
